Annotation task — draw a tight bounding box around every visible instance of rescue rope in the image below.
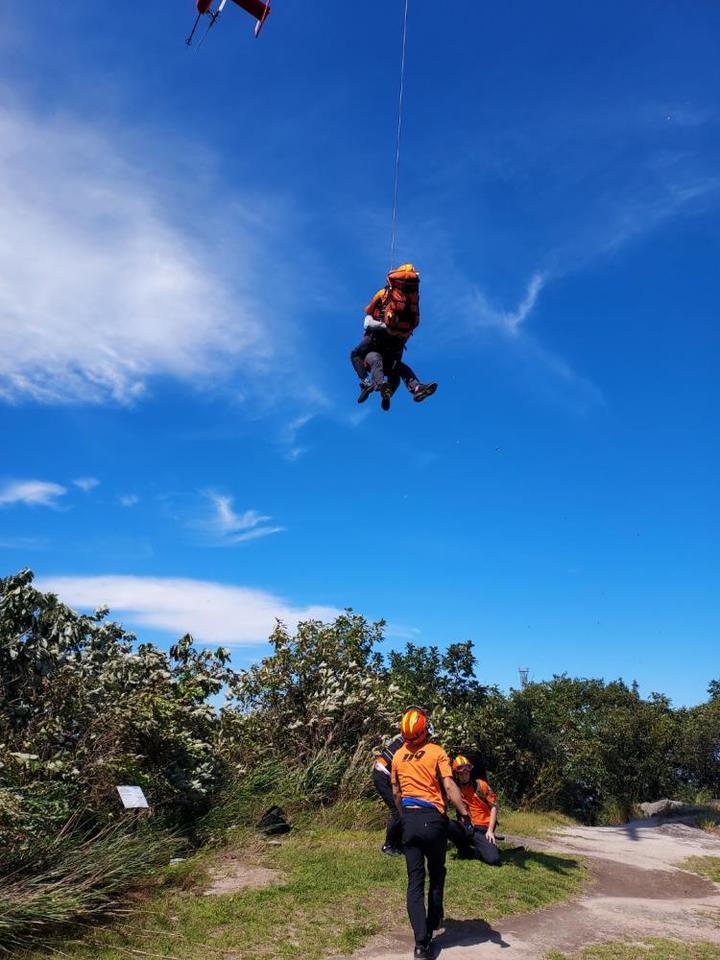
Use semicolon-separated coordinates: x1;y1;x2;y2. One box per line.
389;0;410;270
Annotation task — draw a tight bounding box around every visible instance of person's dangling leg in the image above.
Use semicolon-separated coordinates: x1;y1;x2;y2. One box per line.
380;364;401;412
379;345;404;410
396;359;437;402
396;359;420;394
365;350;386;393
350;335;375;402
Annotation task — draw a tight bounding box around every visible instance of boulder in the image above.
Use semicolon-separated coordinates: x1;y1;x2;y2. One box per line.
639;798;695;818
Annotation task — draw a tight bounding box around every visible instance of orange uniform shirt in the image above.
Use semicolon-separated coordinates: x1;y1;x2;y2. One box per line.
364;289;386;319
460;779;497;828
391;742;453;814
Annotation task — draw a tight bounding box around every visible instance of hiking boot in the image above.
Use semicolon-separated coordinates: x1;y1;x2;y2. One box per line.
380;382;393;412
413;382;437;403
381;844;403;856
357;381;373;404
413;941;432;960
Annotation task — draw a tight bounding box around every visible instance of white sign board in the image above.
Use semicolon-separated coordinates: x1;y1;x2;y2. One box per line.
116;785;149;809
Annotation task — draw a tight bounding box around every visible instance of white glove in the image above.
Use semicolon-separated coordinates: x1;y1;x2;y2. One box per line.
363;316;387;331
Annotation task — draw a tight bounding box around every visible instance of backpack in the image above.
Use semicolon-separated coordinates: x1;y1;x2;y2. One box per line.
381;264;420;339
256;805;292;836
473;778;499;826
378;734;404;769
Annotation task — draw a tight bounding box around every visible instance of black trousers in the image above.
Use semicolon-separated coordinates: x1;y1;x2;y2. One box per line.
402;807;448;946
372;769;403;849
366;351;419;393
350;335;374;381
350;334;417;392
447;820;501;865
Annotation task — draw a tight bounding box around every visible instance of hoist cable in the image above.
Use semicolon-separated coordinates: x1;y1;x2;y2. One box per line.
389;0;410;270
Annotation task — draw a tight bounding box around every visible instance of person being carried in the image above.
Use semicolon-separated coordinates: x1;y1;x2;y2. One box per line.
446;755;501;866
391;707;473;960
372;732;405;856
349;263;437;410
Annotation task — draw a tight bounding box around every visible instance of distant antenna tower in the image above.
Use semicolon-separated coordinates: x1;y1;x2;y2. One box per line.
518;667;529;688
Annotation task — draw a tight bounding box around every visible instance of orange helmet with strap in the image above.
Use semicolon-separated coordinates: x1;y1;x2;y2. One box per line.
400;705;432;745
452;755;472;771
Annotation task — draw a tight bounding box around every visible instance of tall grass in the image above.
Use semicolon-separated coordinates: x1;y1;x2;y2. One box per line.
0;819;178;954
198;745;378;843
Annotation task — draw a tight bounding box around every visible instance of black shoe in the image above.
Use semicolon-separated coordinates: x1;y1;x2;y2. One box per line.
413;942;432;960
455;848;474;860
357;382;373;404
381;844;403;856
413;382;437;402
380;382;392;411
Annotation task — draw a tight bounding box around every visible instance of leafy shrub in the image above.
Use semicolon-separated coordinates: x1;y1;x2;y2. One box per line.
226;613;399;764
0;569;239;862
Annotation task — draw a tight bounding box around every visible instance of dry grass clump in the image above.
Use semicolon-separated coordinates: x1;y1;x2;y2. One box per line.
0;819;178;954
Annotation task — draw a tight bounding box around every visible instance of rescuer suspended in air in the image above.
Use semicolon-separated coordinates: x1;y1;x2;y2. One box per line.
350;264;438;412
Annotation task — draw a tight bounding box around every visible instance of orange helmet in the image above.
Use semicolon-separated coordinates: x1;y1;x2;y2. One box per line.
400;706;430;745
452;755;472;771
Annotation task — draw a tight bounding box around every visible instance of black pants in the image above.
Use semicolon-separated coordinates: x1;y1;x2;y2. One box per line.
372;769;403;850
366;352;419;393
350;334;417;392
350;335;374;381
402;807;448;946
447;820;501;865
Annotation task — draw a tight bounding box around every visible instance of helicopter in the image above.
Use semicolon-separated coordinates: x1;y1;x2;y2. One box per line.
186;0;271;47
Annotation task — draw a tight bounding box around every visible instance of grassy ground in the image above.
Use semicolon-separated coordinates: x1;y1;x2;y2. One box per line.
500;808;577;839
18;811;584;960
546;940;720;960
678;855;720;883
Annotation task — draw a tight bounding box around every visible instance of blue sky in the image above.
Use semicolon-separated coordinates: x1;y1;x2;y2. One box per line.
0;0;718;706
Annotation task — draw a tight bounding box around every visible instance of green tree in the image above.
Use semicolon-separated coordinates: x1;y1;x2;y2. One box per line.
678;698;720;794
226;612;396;770
387;640;490;748
1;570;237;859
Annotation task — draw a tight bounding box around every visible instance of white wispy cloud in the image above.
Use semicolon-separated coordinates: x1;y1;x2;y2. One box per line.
281;413;312;461
37;575;338;647
0;480;67;508
506;272;545;332
444;148;718;407
118;495;139;508
385;623;422;641
196;493;284;546
411;98;720;409
465;271;546;336
73;477;99;492
455;269;603;410
594;170;719;259
277;407;326;460
0;536;48;549
0;98;275;406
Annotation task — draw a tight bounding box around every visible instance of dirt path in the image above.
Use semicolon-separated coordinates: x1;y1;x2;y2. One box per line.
344;819;720;960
